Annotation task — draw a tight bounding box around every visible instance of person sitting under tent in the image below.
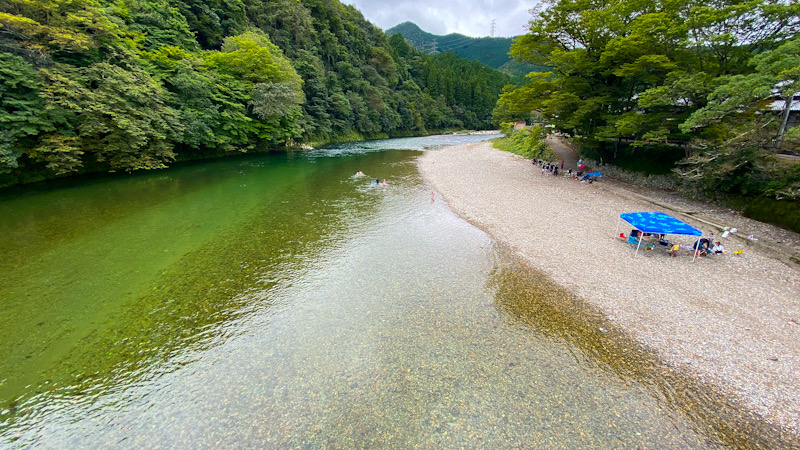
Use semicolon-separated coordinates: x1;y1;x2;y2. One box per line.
693;238;711;252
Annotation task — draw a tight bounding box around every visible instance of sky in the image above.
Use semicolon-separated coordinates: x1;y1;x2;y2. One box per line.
341;0;536;38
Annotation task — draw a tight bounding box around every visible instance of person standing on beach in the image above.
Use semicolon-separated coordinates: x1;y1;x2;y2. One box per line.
561;159;564;169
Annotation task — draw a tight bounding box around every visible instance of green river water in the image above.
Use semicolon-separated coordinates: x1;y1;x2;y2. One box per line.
0;135;782;447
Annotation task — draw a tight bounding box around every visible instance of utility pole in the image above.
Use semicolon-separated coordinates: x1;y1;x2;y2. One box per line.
490;19;496;37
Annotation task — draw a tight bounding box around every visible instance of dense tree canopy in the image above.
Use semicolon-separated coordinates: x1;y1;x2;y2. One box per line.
496;0;800;200
0;0;512;186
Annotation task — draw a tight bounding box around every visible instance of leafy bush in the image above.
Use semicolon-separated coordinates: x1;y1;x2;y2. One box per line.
495;125;554;160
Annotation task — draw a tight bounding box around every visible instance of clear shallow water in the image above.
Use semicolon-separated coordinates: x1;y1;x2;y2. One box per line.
0;135;751;447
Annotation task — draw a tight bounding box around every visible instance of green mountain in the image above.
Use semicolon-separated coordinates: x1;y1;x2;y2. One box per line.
385;22;542;76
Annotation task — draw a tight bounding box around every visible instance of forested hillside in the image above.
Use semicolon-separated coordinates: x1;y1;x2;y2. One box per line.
0;0;513;186
386;21;543;76
495;0;800;208
386;22;513;68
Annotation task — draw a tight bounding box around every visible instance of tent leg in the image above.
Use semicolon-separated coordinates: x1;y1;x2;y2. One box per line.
692;234;701;262
635;238;642;257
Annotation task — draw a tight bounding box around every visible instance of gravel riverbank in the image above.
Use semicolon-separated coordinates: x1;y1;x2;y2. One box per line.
418;141;800;438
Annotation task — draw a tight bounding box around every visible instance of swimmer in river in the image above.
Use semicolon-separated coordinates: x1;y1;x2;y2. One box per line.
355;171;364;176
382;179;387;186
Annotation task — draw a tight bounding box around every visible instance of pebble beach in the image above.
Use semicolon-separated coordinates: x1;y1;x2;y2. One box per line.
418;140;800;440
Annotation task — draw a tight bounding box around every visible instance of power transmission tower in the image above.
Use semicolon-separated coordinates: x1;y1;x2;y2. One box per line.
490;19;496;37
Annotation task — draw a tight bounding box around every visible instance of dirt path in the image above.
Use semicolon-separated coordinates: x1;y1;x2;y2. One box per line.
545;135;579;170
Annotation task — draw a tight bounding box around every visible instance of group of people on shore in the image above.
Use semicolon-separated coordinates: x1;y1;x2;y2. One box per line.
530;156;602;185
532;158;591;180
532;158;565;177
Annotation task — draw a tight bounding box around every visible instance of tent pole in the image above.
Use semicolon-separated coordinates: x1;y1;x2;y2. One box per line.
692;232;701;262
635;232;642;257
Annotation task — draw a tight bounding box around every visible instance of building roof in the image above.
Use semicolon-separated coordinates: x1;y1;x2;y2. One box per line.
770;98;800;112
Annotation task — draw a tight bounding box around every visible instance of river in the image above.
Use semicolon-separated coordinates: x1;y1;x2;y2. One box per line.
0;135;742;447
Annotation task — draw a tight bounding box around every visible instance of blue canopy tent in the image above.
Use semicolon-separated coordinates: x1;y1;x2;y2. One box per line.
617;212;703;260
580;172;602;181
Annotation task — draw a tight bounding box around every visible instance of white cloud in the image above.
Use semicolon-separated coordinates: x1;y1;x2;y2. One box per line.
342;0;535;37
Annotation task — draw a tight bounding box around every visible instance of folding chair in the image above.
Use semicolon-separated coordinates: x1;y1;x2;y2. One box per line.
666;244;680;257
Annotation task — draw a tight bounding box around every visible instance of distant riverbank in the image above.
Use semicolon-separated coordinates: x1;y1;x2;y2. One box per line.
0;129;498;191
419;141;800;444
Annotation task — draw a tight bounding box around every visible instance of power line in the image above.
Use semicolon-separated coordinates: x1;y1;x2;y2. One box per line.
414;35;484;55
433;37;478;52
421;37;474;55
428;35;480;51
